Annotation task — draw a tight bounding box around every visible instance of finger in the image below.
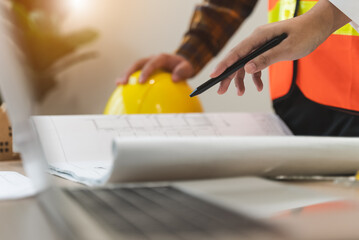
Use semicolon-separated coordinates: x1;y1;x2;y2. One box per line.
234;69;245;96
116;78;125;85
239;23;288;59
251;71;263;92
140;55;168;83
211;61;230;79
210;30;278;79
217;73;235;95
118;58;149;85
210;49;241;78
172;60;194;82
244;45;286;74
213;24;290;80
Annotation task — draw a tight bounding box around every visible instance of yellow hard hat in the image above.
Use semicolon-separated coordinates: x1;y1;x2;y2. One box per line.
104;70;203;114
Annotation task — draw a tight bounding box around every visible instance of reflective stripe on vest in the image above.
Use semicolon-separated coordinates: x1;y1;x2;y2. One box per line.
268;0;359;111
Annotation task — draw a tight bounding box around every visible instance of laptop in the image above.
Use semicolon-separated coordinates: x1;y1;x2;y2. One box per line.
0;12;286;240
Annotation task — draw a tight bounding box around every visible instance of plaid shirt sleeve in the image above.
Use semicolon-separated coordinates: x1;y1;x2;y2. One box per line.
175;0;258;75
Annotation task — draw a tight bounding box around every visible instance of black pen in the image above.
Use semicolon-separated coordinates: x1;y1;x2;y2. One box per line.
190;33;288;97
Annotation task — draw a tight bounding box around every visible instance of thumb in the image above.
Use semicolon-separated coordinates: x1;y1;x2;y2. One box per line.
172;61;194;82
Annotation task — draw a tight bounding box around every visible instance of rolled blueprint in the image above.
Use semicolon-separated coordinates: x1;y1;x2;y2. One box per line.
105;136;359;183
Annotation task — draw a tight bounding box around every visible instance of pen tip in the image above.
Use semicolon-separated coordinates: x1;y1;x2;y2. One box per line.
190;89;198;97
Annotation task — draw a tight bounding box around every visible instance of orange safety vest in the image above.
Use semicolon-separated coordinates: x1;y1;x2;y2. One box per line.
268;0;359;112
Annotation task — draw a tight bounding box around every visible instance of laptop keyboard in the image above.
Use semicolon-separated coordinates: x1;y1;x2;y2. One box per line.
65;186;279;240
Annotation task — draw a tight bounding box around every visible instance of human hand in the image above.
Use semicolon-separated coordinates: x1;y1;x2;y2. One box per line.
117;53;195;85
210;0;350;96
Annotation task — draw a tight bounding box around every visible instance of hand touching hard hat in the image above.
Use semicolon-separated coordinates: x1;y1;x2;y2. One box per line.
117;53;195;85
105;71;203;114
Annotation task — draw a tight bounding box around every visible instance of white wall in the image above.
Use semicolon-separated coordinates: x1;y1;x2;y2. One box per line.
39;0;272;114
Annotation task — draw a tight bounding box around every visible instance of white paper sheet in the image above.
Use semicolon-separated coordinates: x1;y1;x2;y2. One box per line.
0;171;35;200
32;112;291;185
329;0;359;31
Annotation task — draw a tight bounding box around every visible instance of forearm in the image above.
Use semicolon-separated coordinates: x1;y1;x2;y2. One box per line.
176;0;258;75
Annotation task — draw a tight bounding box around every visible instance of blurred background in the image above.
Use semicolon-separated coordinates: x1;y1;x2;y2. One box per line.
8;0;272;114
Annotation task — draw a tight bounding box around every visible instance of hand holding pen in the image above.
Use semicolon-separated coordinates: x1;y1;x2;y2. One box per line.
210;32;288;97
191;32;287;97
192;4;349;97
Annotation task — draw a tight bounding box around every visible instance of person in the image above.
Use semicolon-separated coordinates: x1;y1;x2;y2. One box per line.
118;0;359;136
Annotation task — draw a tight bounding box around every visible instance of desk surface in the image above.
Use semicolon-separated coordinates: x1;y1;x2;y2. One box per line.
2;160;359;240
